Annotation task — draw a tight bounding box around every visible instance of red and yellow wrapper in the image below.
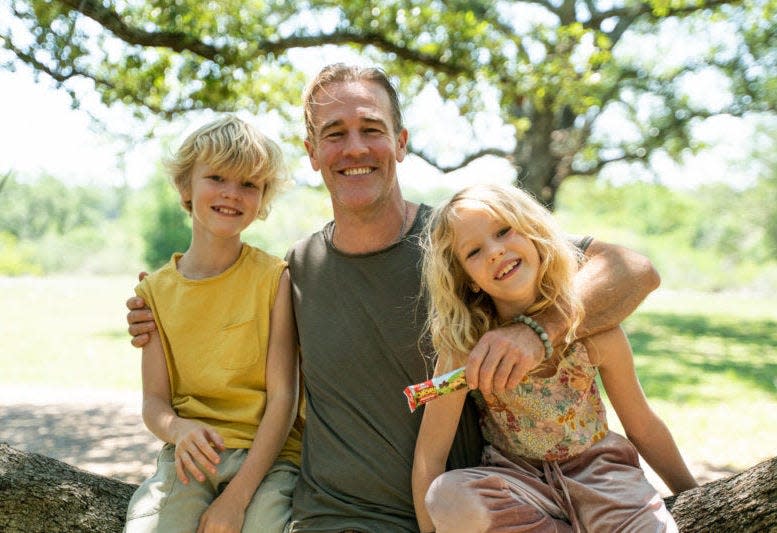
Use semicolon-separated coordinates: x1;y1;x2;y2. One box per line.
403;366;467;413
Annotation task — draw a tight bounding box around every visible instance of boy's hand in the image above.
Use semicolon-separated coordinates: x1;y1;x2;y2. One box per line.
173;421;226;484
197;494;245;533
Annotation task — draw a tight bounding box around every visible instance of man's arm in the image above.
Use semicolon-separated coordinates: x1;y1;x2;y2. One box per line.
465;239;660;395
540;239;660;343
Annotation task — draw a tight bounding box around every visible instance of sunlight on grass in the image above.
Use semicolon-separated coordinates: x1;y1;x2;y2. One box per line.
613;288;777;489
0;276;141;390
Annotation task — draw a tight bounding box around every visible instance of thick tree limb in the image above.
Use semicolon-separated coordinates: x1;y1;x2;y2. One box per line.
0;443;135;532
0;443;774;532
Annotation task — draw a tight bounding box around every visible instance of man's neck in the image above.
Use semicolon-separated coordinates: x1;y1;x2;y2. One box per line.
331;201;418;254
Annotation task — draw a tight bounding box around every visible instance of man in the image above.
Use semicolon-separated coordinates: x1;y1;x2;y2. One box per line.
127;63;660;532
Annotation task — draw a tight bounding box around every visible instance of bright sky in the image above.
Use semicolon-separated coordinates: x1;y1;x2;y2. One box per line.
0;59;760;192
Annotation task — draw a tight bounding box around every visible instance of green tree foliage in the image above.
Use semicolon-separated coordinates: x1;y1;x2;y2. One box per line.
0;232;42;275
0;174;134;274
745;123;777;256
140;172;190;270
2;0;775;207
557;177;777;290
0;175;121;239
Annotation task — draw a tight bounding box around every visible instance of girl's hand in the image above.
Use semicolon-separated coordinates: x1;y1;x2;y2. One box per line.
197;493;245;533
173;420;226;484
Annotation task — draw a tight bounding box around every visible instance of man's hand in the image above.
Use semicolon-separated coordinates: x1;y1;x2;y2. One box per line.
465;323;545;395
126;271;155;348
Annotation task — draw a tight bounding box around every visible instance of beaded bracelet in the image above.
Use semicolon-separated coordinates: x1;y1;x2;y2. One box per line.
512;314;554;361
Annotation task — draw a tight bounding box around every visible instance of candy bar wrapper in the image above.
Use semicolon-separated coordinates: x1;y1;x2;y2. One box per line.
403;366;467;413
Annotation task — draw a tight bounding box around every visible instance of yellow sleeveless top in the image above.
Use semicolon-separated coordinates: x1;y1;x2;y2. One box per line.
136;244;302;465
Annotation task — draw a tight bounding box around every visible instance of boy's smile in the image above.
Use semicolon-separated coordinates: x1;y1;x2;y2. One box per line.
187;161;262;242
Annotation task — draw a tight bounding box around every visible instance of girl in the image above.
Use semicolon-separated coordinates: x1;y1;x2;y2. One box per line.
124;115;302;533
413;183;697;533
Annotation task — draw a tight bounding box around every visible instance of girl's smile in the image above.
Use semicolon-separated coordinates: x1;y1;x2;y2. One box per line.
494;258;521;280
451;201;541;319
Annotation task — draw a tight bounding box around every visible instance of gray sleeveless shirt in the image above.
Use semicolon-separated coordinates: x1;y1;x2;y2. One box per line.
286;205;482;532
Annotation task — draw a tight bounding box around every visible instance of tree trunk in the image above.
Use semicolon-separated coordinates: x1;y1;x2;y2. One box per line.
0;443;136;532
1;442;775;532
664;453;777;532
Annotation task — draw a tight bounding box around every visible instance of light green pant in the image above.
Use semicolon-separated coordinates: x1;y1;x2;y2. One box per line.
125;444;298;533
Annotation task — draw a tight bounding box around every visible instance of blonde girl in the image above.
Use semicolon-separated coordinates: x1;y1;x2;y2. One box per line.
413;183;697;533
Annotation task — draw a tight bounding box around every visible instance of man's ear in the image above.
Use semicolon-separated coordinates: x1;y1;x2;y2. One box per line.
304;138;320;171
395;128;409;162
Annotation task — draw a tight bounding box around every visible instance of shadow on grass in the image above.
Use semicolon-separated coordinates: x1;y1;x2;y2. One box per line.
624;312;777;402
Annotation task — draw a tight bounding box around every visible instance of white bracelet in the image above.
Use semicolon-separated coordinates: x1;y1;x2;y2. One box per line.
512;314;553;361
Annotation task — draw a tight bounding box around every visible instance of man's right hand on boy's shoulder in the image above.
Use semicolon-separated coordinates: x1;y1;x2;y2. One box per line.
127;271;155;348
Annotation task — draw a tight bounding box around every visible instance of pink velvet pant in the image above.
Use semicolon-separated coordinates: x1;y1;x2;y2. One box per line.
425;432;676;533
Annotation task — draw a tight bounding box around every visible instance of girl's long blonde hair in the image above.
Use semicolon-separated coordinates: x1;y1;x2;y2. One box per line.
422;183;585;372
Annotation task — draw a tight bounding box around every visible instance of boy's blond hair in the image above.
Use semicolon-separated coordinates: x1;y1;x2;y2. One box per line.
166;115;287;220
422;183;585;372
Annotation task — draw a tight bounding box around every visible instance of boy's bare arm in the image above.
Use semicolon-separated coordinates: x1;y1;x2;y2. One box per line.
199;270;299;530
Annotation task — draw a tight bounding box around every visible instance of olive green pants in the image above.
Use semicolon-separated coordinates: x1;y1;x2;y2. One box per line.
125;443;298;533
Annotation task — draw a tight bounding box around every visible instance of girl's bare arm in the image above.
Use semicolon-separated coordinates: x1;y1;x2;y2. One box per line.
412;379;468;533
588;327;698;494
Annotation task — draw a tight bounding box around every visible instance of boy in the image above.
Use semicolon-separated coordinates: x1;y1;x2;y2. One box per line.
125;115;302;533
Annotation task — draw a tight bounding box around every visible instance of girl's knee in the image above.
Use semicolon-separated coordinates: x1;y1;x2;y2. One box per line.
425;471;473;515
426;472;563;533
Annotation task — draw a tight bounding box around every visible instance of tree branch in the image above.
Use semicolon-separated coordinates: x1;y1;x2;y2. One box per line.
409;147;512;173
1;35;194;118
1;444;775;532
54;0;474;76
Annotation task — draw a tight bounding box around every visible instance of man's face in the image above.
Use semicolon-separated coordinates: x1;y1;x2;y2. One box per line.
304;80;408;215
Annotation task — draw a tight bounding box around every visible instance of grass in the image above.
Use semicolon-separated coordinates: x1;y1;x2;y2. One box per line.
1;277;775;489
0;275;141;390
613;290;777;490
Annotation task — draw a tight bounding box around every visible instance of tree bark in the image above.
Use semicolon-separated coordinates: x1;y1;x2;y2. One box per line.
1;442;775;532
0;443;136;532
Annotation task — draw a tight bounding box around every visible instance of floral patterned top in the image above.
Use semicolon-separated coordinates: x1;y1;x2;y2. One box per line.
472;341;608;462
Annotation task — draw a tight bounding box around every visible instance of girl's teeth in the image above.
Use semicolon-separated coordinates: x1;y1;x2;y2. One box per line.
497;260;518;279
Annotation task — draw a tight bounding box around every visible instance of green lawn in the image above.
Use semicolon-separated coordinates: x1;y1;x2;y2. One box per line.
0;275;141;390
617;289;777;485
1;277;774;488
